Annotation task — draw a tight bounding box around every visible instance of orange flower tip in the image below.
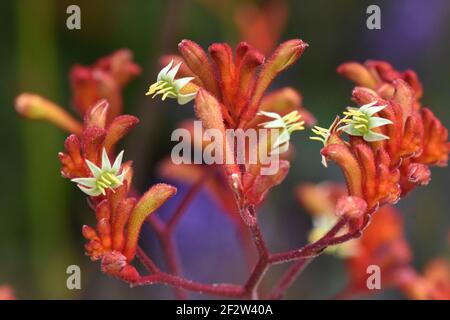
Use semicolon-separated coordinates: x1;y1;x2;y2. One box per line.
351;87;379;105
245;49;265;66
82;225;98;240
336;62;377;89
14;93;45;119
85;99;109;128
178;39;198;52
335;196;367;219
155;183;177;195
273;39;308;71
178;39;189;48
336;61;365;74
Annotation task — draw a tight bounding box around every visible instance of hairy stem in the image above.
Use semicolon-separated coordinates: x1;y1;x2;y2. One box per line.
268;218;348;264
132;273;245;297
133;216;362;299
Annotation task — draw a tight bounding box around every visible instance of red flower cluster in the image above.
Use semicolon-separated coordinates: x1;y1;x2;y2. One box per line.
158;39;314;213
59;101;176;281
15;50;177;283
317;61;449;230
13;43;449;300
297;182;450;299
70;49;141;124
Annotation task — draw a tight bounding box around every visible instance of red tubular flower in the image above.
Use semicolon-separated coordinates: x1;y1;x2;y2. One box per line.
176;39;309;128
156;39;311;210
337;60;423;104
14;37;448;299
15;50;181;284
59;101;176;281
83;181;176;282
70;49;141;124
59;100;139;180
313;62;449;227
15;49;140;135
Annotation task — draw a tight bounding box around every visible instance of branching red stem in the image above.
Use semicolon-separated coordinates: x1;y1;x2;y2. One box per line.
132;214;362;299
140;174;208;299
132;273;246;297
133;163;370;300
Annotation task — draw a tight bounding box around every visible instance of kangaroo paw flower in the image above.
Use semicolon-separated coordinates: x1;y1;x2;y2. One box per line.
340;101;392;142
258;110;304;155
146;60;198;105
71;148;127;196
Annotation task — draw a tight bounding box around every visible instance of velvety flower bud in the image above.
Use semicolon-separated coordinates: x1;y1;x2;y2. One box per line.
335;196;367;219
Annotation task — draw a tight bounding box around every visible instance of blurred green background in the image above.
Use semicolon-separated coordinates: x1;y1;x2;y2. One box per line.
0;0;449;299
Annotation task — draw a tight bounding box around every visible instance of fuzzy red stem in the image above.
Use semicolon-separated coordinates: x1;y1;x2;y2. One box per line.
135;170;368;299
132;273;245;297
268;219;356;300
243;225;270;298
133;216;361;298
268;218;349;264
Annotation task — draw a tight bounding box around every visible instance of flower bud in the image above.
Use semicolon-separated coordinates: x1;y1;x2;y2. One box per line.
337;62;377;89
335;196;367;219
124;184;177;261
178;39;221;97
84;99;109;129
15;93;82;134
243;39;307;121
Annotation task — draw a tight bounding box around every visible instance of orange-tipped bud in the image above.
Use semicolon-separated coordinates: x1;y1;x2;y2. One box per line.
15;93;82;135
124;184;177;261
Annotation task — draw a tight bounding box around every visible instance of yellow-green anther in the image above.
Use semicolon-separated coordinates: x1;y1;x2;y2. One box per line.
71;148;128;197
146;60;197;105
339;101;393;142
258;110;305;155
